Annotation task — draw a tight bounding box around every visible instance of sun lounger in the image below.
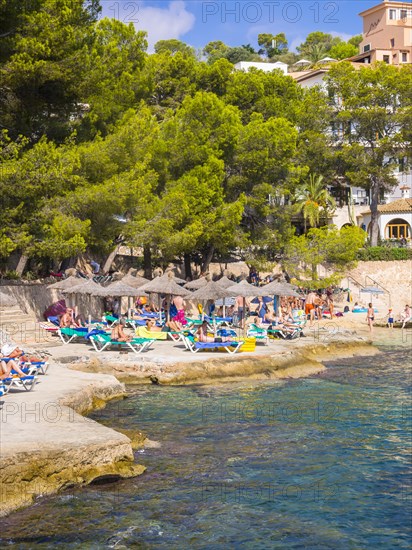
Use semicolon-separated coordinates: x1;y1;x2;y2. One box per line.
267;326;301;340
24;360;49;375
58;327;89;344
0;382;9;396
135;326;167;340
88;333;155;354
183;335;244;354
39;321;59;332
247;324;269;345
3;375;37;391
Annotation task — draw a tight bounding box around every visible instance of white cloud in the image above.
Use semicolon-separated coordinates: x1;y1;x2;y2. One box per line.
134;1;195;49
330;31;354;41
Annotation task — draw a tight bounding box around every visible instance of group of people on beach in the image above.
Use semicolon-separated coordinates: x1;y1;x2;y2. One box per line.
366;304;411;332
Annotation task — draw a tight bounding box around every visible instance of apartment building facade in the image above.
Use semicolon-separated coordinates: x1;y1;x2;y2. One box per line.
353;0;412;65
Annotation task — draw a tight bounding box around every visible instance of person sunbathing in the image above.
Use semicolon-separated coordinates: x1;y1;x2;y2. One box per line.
196;321;216;343
59;308;81;328
196;321;229;343
111;318;133;342
145;319;181;333
0;357;26;379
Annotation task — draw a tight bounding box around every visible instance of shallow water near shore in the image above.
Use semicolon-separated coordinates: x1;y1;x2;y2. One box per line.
1;342;411;549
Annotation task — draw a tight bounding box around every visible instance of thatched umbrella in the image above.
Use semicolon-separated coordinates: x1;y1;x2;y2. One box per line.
47;275;82;290
261;281;299;296
63;279;103;295
226;280;268;330
184;277;209;290
94;280;148;317
94;281;148;298
62;279;103;323
121;273;150;288
0;291;17;308
190;281;234;321
163;268;186;285
216;275;234;288
260;281;301;316
214;276;235;316
139;272;192;322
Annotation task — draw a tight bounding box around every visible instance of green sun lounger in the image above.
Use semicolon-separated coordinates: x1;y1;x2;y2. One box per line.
247;324;269;345
58;327;89;344
88;333;155;354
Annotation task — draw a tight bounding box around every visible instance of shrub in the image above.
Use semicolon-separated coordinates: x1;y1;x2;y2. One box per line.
357;247;412;261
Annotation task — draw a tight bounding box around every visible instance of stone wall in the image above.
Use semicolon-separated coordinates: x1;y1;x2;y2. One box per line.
0;283;105;320
343;260;412;313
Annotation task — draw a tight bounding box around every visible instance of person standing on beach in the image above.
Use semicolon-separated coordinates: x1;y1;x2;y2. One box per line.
366;303;375;332
400;305;411;328
305;290;316;325
172;295;187;325
386;308;394;329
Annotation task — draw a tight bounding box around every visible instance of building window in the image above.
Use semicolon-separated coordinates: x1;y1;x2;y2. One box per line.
402;52;408;62
389;9;397;20
390;38;395;47
383;55;390;63
363;44;371;52
386;219;411;239
400;9;407;19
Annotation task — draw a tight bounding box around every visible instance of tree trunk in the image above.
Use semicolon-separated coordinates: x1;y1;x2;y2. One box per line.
15;254;29;277
369;177;380;247
102;244;121;274
201;245;214;274
183;253;192;280
143;245;152;279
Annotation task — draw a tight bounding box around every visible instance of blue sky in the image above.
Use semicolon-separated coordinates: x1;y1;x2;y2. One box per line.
99;1;380;51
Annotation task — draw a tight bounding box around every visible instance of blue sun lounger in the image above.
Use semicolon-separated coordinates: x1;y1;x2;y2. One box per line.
3;374;37;391
183;335;244;354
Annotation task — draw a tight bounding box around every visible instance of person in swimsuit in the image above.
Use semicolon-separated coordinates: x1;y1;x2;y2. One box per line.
366;303;375;333
111;318;132;342
385;308;394;329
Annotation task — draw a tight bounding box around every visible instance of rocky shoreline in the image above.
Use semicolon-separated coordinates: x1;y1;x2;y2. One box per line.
0;367;145;517
0;329;379;516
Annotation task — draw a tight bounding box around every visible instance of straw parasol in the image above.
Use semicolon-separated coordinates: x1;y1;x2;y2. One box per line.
216;275;234;289
62;279;103;295
260;281;301;316
190;280;234;321
190;280;233;301
184;277;209;290
139;272;192;322
47;275;82;290
226;280;268;330
121;273;150;288
215;275;236;316
261;281;301;297
93;280;148;298
164;269;186;285
0;291;17;308
62;279;103;323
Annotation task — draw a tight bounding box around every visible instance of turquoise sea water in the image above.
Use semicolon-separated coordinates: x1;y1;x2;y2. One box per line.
1;344;411;549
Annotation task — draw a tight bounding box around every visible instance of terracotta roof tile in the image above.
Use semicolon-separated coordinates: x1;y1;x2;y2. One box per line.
361;198;412;215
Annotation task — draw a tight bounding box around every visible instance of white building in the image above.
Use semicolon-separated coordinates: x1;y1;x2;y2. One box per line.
357;198;412;241
234;61;288;75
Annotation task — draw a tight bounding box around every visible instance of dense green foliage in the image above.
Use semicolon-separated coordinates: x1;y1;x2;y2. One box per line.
0;1;411;279
356;247;412;261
